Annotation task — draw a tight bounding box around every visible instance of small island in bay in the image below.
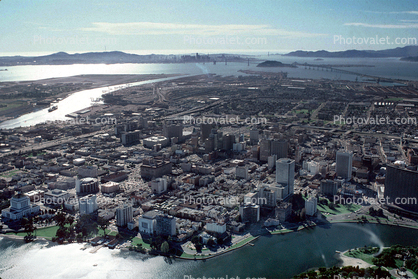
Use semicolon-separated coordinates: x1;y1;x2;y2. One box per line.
401;56;418;62
256;60;296;68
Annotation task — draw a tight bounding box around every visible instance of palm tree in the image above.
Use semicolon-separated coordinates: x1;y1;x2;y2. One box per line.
97;217;109;236
161;241;170;254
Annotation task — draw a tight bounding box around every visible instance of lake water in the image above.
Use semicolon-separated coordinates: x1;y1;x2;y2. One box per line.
1;223;418;279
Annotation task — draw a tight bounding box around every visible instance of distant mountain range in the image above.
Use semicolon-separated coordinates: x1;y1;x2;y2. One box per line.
0;51;251;66
284;46;418;58
2;47;418;67
0;51;177;66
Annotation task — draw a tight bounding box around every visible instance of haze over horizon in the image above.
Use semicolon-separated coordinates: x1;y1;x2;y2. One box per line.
1;0;417;56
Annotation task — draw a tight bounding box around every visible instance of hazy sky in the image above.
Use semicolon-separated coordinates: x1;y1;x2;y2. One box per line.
1;0;417;55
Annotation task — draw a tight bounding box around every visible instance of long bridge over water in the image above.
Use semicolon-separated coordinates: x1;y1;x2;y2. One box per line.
293;62;389;82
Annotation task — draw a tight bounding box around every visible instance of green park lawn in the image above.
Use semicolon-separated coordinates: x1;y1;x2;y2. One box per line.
294;109;311;114
0;102;24;112
317;202;361;215
6;225;117;240
0;170;21;179
6;225;59;240
344;249;375;265
130;237;151;249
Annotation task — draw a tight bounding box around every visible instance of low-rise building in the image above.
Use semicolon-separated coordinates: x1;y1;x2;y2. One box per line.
101;181;120;193
150;178;167;195
143;136;169;149
140;160;172;180
206;222;226;234
44;189;70;205
138;210;160;235
76;177;99;194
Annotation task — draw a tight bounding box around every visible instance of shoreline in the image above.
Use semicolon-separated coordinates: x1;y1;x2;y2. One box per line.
2;218;417;261
335;249;372;269
2;219;418;279
0;73;180;124
328;218;418;230
0;233;56;246
2;212;418;262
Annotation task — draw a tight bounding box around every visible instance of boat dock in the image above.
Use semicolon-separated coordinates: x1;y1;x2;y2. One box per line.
90;244;104;254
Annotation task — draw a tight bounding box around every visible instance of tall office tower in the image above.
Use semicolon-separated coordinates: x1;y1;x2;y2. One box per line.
250;128;259;145
201;124;213;140
385;165;418;213
206;129;223;150
222;134;235;151
116;203;133;227
252;146;260;160
276;158;295;198
336;151;353;180
205;137;215;153
163;121;183;141
235;165;249;180
156;214;176;236
305;197;318;216
295;145;301;163
268;155;278;170
239;203;260;223
271;139;288;159
121;130;140;146
320;180;339;196
259;139;271;162
262;130;272;139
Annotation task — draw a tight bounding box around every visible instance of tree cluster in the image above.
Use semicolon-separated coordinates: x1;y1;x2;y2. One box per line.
293;265;391;279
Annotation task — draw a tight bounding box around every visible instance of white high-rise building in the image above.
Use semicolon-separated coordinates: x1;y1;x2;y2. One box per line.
305;197;317;216
116;203;133;227
336;151;353;180
276;158;295;198
303;160;320;176
206;222;226;234
79;194;98;215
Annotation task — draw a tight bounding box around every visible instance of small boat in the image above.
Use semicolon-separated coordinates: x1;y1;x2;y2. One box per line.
48;105;58;112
